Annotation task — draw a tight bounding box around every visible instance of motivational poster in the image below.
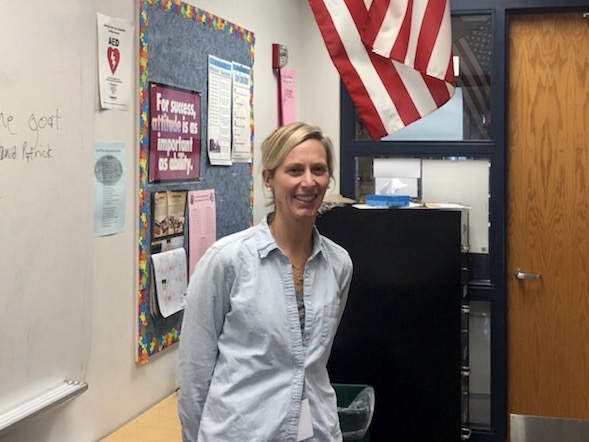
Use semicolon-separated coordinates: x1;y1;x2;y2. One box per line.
149;83;201;181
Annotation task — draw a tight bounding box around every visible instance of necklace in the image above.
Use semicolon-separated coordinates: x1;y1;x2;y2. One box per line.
292;264;304;287
268;219;307;289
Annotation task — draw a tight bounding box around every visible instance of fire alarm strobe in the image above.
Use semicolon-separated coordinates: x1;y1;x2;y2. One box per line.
272;44;288;70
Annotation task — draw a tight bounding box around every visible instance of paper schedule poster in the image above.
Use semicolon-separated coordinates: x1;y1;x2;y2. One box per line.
188;189;217;277
151;248;187;318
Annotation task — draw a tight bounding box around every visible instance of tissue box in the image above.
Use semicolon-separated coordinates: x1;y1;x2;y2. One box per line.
365;194;410;207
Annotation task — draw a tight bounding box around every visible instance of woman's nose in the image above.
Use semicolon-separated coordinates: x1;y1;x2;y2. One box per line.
301;169;315;187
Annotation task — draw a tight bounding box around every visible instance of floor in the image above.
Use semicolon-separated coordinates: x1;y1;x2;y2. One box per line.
101;391;181;442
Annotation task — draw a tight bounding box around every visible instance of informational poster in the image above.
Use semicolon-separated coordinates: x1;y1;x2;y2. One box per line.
97;13;133;111
207;55;233;166
231;62;252;163
93;142;126;236
149;83;201;181
188;189;217;276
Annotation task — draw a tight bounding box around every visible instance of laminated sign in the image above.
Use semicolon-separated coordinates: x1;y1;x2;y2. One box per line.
148;83;201;181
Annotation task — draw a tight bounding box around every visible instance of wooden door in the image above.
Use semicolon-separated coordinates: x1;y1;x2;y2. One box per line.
507;11;589;421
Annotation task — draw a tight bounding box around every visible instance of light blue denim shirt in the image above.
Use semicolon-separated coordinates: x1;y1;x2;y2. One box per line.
177;215;353;442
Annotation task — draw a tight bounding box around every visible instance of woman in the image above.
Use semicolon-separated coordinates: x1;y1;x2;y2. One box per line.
177;122;353;441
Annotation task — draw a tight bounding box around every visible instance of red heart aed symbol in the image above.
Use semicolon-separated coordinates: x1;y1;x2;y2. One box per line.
107;47;120;74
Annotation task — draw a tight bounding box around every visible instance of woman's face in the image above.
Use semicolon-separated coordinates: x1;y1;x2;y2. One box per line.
264;139;330;223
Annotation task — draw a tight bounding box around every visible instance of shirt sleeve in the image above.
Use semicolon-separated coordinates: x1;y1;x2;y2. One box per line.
177;245;232;442
337;252;353;325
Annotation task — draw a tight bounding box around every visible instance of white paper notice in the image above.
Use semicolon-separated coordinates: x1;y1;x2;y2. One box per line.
188;189;217;277
97;13;133;111
207;55;233;166
94;143;126;236
151;248;188;318
231;62;252;163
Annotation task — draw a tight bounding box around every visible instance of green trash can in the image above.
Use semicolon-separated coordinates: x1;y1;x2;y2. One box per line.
332;383;375;441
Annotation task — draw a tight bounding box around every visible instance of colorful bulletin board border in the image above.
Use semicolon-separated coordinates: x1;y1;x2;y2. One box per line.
138;0;255;363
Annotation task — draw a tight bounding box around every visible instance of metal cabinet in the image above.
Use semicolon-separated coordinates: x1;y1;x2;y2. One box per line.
316;205;466;440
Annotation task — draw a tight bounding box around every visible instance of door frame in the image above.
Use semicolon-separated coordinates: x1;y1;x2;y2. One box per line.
338;1;589;440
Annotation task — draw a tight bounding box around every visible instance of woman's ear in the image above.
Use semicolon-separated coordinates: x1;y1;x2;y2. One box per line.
262;169;272;189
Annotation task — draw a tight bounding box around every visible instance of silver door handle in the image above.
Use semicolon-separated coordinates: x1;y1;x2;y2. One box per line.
515;269;541;280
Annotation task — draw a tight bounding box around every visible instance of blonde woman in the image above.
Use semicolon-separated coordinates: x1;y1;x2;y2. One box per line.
178;122;353;441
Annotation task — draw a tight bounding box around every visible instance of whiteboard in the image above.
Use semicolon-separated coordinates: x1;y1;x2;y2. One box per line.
0;0;94;413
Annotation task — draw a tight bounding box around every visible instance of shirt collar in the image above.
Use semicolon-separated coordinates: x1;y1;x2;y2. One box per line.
256;214;278;259
256;214;326;262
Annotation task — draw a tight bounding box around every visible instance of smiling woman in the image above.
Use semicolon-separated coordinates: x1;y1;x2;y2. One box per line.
261;122;336;283
177;122;353;442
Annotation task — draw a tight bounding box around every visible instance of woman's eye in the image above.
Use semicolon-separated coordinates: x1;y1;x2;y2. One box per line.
312;166;327;175
286;167;303;175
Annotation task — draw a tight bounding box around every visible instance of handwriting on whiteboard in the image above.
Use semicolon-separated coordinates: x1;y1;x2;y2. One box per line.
0;104;61;162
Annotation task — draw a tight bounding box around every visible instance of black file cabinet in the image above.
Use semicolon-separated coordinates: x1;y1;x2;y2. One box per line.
316;205;464;441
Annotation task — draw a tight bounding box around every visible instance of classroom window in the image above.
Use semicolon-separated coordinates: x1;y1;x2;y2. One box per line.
356;155;490;280
354;14;493;142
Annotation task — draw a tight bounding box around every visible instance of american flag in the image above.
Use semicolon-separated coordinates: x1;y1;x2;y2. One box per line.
308;0;455;140
452;17;491;139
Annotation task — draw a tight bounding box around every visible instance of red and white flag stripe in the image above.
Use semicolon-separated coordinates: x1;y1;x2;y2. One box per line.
308;0;455;139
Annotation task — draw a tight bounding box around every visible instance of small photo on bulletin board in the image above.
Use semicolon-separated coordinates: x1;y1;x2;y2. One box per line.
138;0;255;363
152;190;187;243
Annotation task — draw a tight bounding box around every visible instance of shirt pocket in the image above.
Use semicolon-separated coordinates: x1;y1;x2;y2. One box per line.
318;299;340;347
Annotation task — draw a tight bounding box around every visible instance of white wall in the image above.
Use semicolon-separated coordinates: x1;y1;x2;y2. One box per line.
0;1;339;441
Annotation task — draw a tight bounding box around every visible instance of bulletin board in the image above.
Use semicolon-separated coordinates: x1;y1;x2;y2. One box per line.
138;0;255;362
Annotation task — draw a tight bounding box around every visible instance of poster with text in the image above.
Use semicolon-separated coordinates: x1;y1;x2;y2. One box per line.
149;83;201;181
231;62;252;163
97;13;133;111
207;55;233;166
188;189;216;277
94;142;126;236
279;68;297;125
